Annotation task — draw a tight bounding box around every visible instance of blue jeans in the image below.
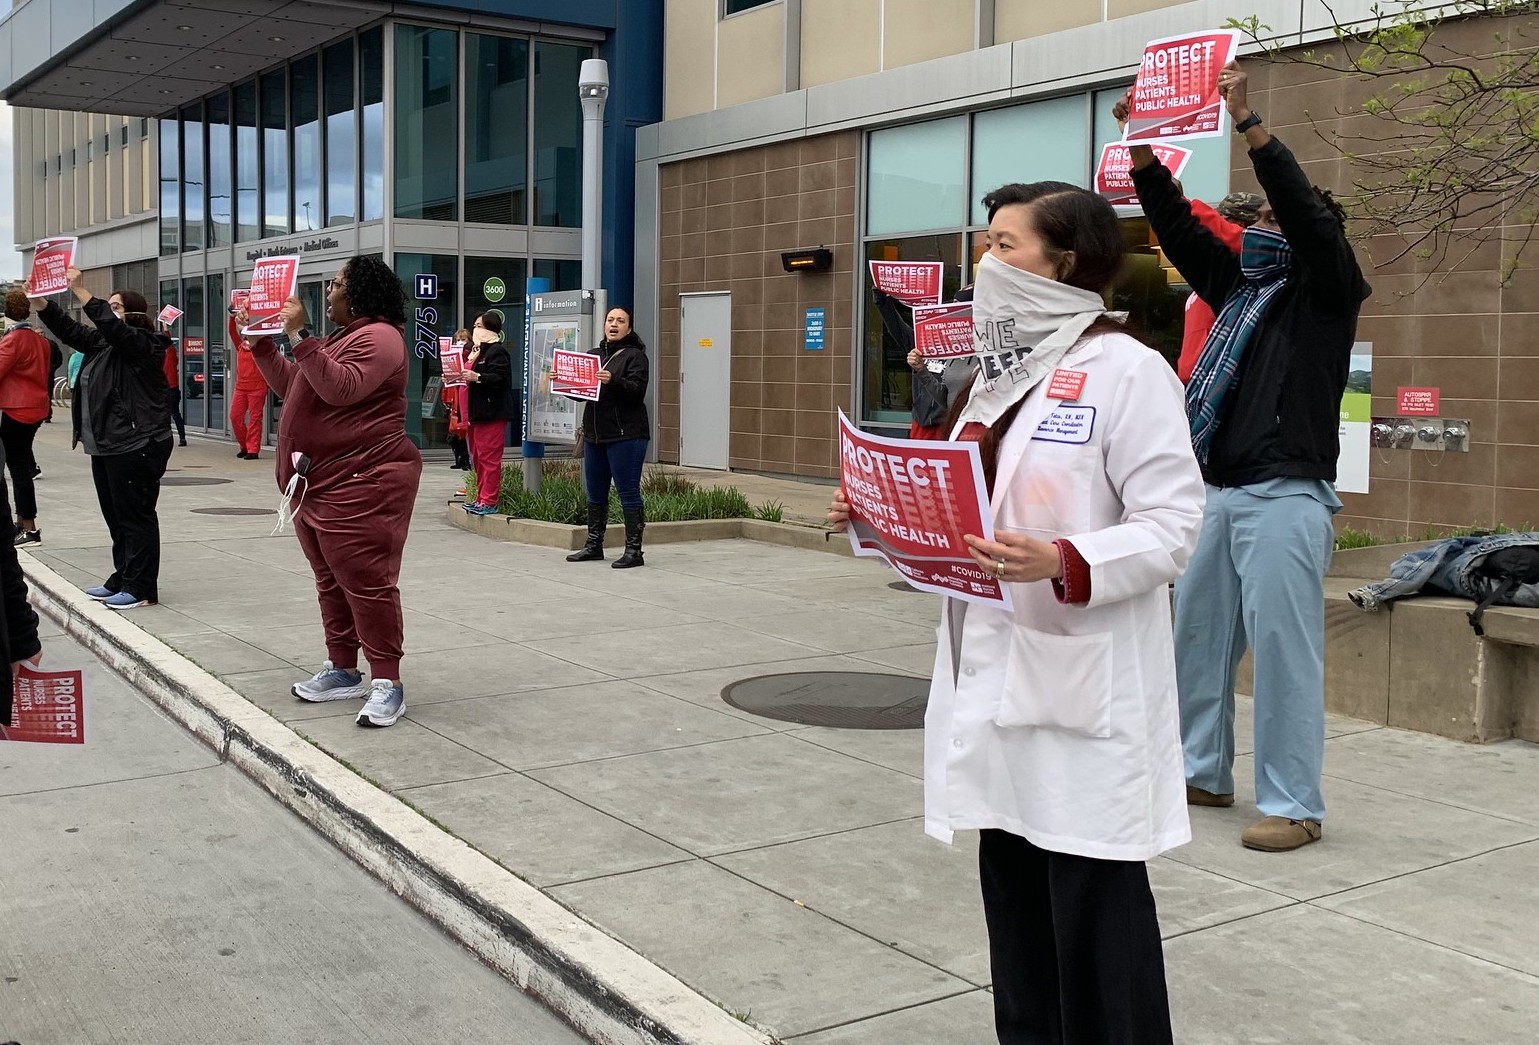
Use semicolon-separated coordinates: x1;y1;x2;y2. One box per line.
1173;484;1334;823
583;437;648;511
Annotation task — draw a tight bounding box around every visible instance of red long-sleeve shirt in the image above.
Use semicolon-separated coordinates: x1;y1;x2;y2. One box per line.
0;327;54;424
1175;200;1246;383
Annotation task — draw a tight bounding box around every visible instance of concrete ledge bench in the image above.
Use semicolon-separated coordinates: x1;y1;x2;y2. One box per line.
1238;578;1539;743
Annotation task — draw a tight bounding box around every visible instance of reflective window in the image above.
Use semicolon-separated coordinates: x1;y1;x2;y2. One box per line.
206;272;226;435
261;71;289;237
233;81;259;241
324;41;357;227
861;235;963;426
532;41;587;227
182;102;204;250
158;119;179;256
360;27;385;222
465;34;528;224
866;116;966;236
393;251;460;450
970;96;1089;225
1089;86;1230;205
291;55;321;232
181;278;207;429
207;94;232;248
394;25;459;220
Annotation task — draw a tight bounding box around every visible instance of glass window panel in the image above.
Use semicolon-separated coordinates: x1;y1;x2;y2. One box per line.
866;116;966;236
970;96;1090;225
393;252;460;449
1090;86;1230;206
158;119;179;256
181;102;204;251
360;27;384;221
261;71;289;237
180;278;208;429
394;25;458;220
860;234;963;426
324;40;357;227
533;41;588;227
291;55;321;232
464;34;528;225
206;273;226;434
234;81;260;241
724;0;777;12
207;94;232;248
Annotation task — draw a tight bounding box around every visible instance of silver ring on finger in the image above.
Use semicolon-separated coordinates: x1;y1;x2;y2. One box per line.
994;558;1006;580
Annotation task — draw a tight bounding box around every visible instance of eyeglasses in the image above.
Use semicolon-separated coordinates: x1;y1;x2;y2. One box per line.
108;302;125;313
329;278;347;291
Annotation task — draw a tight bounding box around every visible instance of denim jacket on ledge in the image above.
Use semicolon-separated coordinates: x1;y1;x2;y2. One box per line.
1349;532;1539;611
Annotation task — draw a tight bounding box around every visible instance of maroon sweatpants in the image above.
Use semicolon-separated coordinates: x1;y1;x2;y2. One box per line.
293;458;420;680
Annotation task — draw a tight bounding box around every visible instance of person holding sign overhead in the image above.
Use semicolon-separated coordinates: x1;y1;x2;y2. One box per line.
238;255;423;729
1120;63;1370;854
459;311;517;516
31;269;172;610
831;181;1204;1045
0;290;55;546
566;306;650;568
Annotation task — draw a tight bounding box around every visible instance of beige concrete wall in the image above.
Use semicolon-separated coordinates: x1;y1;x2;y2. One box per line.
883;0;973;69
717;2;786;108
801;0;880;88
1106;0;1186;17
664;0;718;120
995;0;1099;42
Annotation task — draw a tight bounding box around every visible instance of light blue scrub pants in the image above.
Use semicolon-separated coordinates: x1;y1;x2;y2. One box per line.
1173;484;1334;823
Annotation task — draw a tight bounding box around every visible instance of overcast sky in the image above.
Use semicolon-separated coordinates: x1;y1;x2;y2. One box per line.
0;101;20;280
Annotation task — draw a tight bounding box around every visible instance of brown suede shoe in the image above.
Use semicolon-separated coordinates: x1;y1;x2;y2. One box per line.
1241;816;1322;852
1186;785;1235;808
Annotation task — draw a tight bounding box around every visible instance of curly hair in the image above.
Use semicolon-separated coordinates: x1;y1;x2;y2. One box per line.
4;289;29;322
340;255;406;326
1314;186;1348;232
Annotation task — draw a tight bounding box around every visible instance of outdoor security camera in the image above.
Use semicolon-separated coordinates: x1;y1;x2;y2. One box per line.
579;59;609;99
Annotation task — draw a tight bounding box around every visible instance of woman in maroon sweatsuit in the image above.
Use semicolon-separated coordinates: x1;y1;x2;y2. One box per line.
242;256;423;728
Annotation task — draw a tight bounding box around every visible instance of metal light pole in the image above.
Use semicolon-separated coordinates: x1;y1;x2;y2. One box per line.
578;59;609;292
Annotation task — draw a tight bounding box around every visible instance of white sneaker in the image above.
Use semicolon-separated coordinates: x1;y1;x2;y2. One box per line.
292;661;369;702
357;679;405;727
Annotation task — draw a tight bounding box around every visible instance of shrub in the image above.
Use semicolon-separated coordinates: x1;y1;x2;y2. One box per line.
464;464;780;525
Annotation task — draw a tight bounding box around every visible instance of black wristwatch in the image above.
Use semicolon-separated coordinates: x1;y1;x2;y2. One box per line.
293;327;312;342
1234;111;1263;134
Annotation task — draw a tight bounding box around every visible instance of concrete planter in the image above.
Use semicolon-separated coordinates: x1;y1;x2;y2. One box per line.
447;502;854;557
1328;540;1435;580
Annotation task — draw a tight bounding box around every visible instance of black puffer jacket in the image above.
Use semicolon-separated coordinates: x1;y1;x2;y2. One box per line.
580;331;650;445
466;341;517;424
1133;136;1370;487
39;298;171;455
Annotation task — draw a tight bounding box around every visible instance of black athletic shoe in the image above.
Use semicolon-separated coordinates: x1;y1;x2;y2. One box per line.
30;463;40;479
13;529;40;547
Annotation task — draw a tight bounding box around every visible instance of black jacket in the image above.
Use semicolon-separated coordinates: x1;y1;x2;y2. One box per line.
466;341;518;424
39;298;171;455
580;332;650;444
1133;136;1370;487
1;441;43;728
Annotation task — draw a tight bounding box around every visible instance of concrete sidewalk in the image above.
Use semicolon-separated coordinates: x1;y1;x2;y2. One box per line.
20;423;1539;1044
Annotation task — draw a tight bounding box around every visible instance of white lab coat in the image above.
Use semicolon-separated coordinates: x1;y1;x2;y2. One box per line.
924;332;1206;862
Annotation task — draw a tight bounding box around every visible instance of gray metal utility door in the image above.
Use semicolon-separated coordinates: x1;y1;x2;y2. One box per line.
679;292;732;469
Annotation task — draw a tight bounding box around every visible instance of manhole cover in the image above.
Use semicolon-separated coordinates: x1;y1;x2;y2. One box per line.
189;507;275;517
722;672;928;729
162;476;232;486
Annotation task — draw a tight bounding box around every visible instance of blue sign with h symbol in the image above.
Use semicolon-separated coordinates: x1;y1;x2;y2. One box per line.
415;274;438;300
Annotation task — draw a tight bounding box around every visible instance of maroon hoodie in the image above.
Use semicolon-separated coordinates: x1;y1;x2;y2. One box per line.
249;318;422;494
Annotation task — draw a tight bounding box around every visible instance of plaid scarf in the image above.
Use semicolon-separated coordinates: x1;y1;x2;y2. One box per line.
1185;227;1293;463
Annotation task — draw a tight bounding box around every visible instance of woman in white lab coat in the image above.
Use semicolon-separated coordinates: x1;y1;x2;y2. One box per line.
831;181;1205;1045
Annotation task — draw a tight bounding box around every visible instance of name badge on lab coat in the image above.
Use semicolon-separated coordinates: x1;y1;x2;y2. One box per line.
1033;405;1096;445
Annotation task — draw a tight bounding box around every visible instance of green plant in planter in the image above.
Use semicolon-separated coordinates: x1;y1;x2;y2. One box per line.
464;464;781;525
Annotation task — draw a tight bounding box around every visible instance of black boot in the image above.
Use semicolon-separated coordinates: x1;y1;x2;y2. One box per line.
612;506;645;569
566;502;608;562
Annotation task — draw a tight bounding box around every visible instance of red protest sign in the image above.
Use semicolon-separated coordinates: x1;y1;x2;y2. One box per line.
912;302;975;358
1125;30;1241;143
241;255;301;337
552;349;602;402
25;236;78;297
2;666;85;744
838;410;1011;609
229;288;250;312
157;304;184;326
441;342;466;387
1095;142;1193;204
1397;387;1440;416
869;261;944;305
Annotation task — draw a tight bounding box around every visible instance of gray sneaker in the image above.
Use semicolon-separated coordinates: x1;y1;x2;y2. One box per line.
357;679;405;727
292;661;368;702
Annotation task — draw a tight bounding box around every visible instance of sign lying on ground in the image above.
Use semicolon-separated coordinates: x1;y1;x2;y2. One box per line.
1;666;86;744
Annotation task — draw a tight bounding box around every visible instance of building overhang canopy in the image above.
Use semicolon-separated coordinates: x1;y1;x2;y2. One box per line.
0;0;392;117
